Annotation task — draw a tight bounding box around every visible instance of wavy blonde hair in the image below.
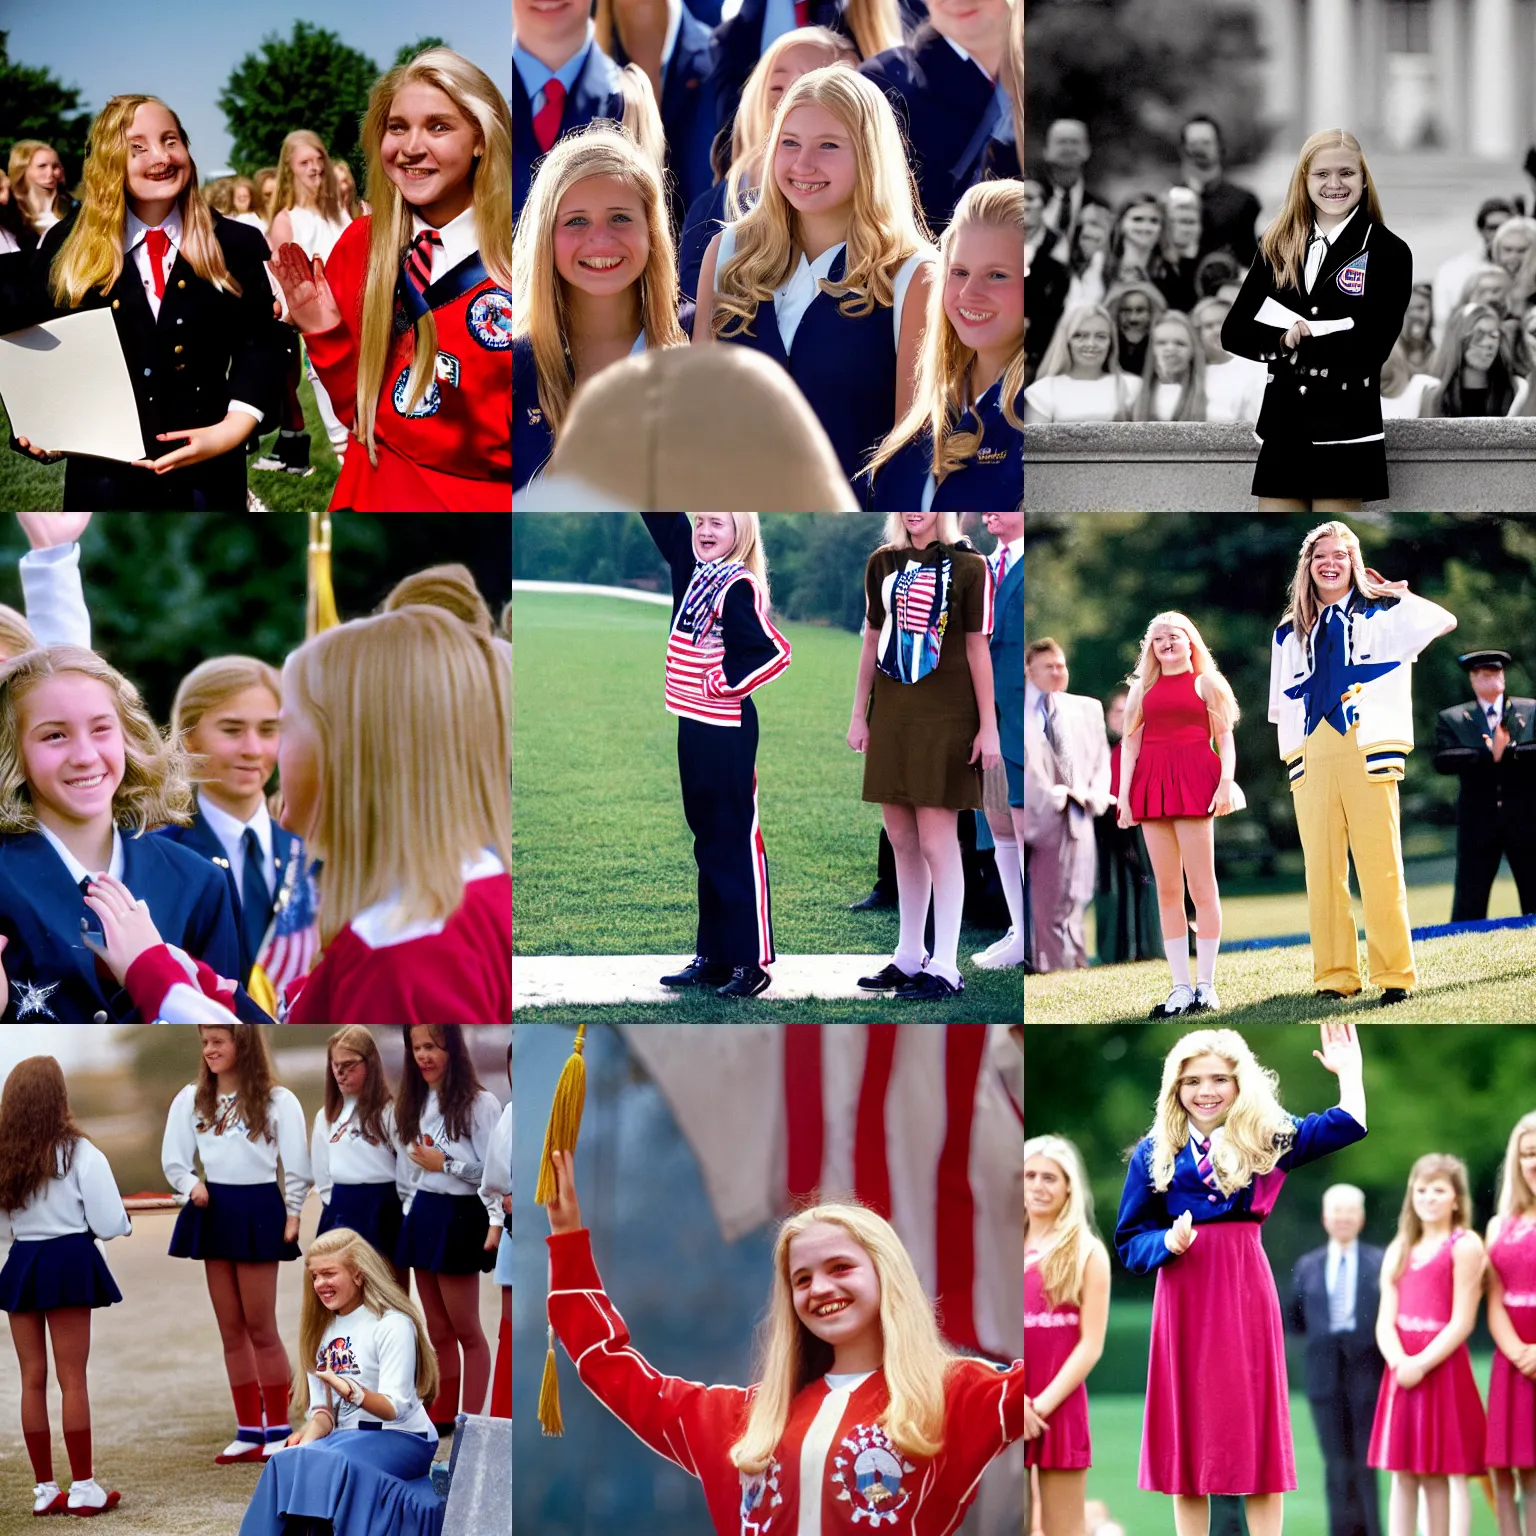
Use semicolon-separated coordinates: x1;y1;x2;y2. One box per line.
381;564;494;636
712;68;931;338
1035;302;1122;383
1146;1029;1294;1195
1259;128;1384;293
0;607;35;662
355;50;513;463
7;141;70;234
292;1226;438;1424
866;180;1024;483
1025;1134;1102;1309
281;607;510;946
272;129;344;225
49;96;239;308
1285;520;1397;660
1123;610;1239;736
1496;1111;1536;1222
730;1202;955;1474
1388;1152;1473;1280
0;645;193;834
511;122;686;444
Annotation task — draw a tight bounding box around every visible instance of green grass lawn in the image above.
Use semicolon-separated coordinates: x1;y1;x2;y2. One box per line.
512;590;1024;1022
1024;925;1536;1023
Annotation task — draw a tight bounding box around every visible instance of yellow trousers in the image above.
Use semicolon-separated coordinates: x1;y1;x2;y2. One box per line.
1292;723;1416;993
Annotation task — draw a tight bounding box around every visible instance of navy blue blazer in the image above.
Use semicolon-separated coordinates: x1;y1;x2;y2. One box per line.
680;179;732;303
866;380;1023;511
1286;1241;1387;1404
513;44;627;226
0;830;273;1022
512;336;555;492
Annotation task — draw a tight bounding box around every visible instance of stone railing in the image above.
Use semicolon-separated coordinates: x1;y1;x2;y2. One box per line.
1025;419;1536;511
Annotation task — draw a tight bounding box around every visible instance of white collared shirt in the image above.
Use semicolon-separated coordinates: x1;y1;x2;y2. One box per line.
1304;203;1361;293
37;822;125;886
1479;691;1506;728
125;205;184;320
1189;1124;1224;1160
411;204;480;279
1326;1238;1358;1331
196;789;274;902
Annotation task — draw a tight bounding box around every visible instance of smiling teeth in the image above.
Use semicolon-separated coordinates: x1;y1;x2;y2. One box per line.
67;774;106;788
580;257;622;269
814;1300;851;1317
790;180;827;193
958;308;992;322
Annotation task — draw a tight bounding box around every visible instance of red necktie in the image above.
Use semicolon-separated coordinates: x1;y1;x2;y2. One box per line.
404;228;443;299
533;79;567;155
145;226;171;301
794;0;809;23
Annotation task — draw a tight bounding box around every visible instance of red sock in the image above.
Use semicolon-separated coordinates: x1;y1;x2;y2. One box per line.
489;1317;511;1418
427;1371;460;1427
259;1380;291;1438
63;1428;92;1482
230;1380;264;1440
23;1428;53;1483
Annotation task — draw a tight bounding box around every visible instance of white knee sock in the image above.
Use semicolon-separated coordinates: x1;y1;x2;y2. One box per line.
1163;932;1191;989
1196;936;1220;986
993;836;1025;941
928;841;966;984
891;844;932;975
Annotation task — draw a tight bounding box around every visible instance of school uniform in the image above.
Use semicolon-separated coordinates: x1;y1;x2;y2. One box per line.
1116;1109;1368;1494
679;178;735;303
479;1102;514;1290
0;825;271;1023
311;1100;412;1263
867;376;1023;510
548;1225;1022;1534
395;1088;503;1277
512;335;555;492
304;212;511;511
513;28;626;226
0;1139;130;1315
161;1082;312;1265
643;514;792;970
1;204;286;511
1222;206;1413;502
713;224;926;489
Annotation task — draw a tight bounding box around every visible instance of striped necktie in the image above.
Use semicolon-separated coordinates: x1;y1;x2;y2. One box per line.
1328;1248;1352;1331
1195;1135;1218;1189
404;229;442;301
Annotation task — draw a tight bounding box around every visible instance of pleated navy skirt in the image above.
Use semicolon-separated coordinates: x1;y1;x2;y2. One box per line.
396;1191;494;1275
169;1182;301;1263
0;1232;123;1313
318;1182;405;1263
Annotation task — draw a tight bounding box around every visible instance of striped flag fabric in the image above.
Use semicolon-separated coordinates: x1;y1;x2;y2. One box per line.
252;848;322;1021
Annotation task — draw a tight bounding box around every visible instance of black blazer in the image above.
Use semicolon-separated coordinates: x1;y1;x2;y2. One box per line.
1222;212;1412;448
1286;1242;1387;1404
1434;695;1536;824
1197;177;1262;265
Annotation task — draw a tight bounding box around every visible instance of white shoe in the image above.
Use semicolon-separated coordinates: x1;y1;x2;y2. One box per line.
1149;984;1197;1018
973;929;1025;969
1193;983;1221;1012
65;1478;117;1512
214;1438;264;1464
251;455;286;473
261;1437;287;1458
33;1481;63;1515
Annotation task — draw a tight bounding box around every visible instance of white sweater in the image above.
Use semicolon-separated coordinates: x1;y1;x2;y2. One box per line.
402;1089;504;1224
478;1101;512;1210
311;1099;412;1209
162;1084;312;1213
0;1139;131;1243
308;1305;434;1436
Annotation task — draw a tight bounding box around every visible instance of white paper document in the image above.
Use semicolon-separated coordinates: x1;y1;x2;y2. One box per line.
1254;296;1355;338
0;307;148;463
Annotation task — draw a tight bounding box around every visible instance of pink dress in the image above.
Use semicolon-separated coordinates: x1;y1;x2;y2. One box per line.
1127;670;1221;820
1367;1231;1487;1474
1025;1256;1091;1469
1487;1216;1536;1469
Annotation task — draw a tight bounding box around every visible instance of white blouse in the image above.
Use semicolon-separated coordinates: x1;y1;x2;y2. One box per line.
402;1089;504;1224
0;1139;131;1243
1381;373;1440;419
162;1084;312;1214
310;1099;412;1209
1203;357;1267;423
308;1305;434;1436
478;1101;513;1210
1023;371;1141;423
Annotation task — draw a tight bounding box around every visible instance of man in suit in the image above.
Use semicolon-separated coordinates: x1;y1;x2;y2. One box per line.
1434;649;1536;921
1040;118;1109;253
1024;174;1070;381
1023;637;1111;971
1180;115;1261;267
1287;1184;1386;1536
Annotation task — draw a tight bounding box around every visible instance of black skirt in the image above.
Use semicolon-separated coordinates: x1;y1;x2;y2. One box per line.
318;1181;405;1263
1251;433;1389;503
395;1191;494;1275
168;1181;301;1263
0;1233;123;1313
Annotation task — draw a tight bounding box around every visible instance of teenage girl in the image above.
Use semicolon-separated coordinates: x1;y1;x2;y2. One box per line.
849;513;999;1001
0;645;266;1023
1421;302;1517;417
642;514;792;999
162;1025;312;1464
866;179;1023;511
1116;1023;1367;1536
1222;128;1413;511
479;1051;513;1420
696;67;935;491
269;49;513;511
545;1149;1022;1533
6;141;70;241
511;123;688;493
238;1228;440;1536
1116;612;1241;1018
1024;1134;1109;1536
1100;193;1172;296
1367;1154;1488;1536
1022;303;1140;423
1132;311;1208;421
334;161;367;221
3;99;287;512
311;1027;410;1289
0;1056;129;1517
395;1025;502;1433
1485;1111;1536;1533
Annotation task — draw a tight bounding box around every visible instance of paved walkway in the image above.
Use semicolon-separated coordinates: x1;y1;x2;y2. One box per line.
513;954;910;1006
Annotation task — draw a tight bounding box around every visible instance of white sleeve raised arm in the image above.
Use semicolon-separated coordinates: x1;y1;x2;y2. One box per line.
161;1085;201;1202
18;543;91;650
274;1088;313;1215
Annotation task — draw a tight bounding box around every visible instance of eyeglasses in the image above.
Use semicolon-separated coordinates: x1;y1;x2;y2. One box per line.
332;1059;366;1075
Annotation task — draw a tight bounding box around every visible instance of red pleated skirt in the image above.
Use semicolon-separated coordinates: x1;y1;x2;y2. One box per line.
1368;1337;1487;1474
1141;1221;1295;1494
1128;739;1222;821
1486;1351;1536;1470
1024;1316;1091;1469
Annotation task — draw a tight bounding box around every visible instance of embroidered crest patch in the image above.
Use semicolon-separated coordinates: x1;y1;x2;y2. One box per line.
1336;253;1368;295
392;366;441;418
467;288;515;350
830;1424;915;1525
739;1460;782;1535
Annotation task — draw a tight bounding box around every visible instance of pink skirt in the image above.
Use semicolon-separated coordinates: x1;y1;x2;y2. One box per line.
1025;1319;1091;1469
1487;1351;1536;1470
1141;1221;1295;1494
1127;740;1221;821
1369;1339;1487;1474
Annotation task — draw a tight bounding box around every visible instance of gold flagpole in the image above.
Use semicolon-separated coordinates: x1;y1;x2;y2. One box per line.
307;512;340;638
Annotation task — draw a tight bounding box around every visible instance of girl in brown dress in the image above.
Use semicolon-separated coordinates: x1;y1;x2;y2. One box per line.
847;513;1001;1000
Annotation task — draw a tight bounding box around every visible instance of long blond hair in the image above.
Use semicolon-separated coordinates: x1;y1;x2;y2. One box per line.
1145;1029;1294;1195
1133;311;1207;422
730;1202;955;1473
48;97;239;308
511;122;686;443
1025;1134;1101;1309
0;607;36;662
7;141;69;234
0;645;193;834
280;607;510;946
291;1227;438;1424
866;180;1024;483
695;514;770;592
354;50;513;463
1285;520;1397;658
712;68;931;338
880;513;962;548
1123;610;1239;736
1259;128;1384;293
272;129;344;224
1389;1152;1473;1280
170;655;283;769
1497;1111;1536;1222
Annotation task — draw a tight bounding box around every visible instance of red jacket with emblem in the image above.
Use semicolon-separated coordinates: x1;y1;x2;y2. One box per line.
547;1228;1023;1535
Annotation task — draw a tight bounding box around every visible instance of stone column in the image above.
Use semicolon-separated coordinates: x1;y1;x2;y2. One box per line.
1260;0;1305;148
1469;0;1517;157
1308;0;1356;137
1428;0;1465;152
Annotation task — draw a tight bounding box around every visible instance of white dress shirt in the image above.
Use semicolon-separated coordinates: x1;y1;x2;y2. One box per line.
1479;692;1506;730
411;205;480;276
197;790;274;902
1304;203;1361;293
37;823;125;884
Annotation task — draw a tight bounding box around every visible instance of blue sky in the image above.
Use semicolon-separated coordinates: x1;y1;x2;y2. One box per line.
2;0;510;173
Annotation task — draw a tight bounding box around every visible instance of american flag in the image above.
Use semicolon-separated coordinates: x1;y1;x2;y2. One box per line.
251;853;321;1021
897;569;938;633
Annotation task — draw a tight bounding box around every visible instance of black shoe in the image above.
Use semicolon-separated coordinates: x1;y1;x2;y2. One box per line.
1313;989;1354;1000
1379;987;1411;1007
716;965;770;998
894;971;963;1001
660;956;732;988
847;888;897;911
857;962;917;990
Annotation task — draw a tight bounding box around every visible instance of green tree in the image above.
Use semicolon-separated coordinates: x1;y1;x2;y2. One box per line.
394;37;451;66
218;22;378;176
0;31;92;185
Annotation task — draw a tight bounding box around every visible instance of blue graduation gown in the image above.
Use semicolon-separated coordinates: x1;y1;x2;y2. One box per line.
866;378;1023;510
513;43;626;226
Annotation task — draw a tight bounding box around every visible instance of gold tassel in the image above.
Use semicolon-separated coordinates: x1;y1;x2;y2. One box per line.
534;1024;587;1206
538;1324;565;1437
